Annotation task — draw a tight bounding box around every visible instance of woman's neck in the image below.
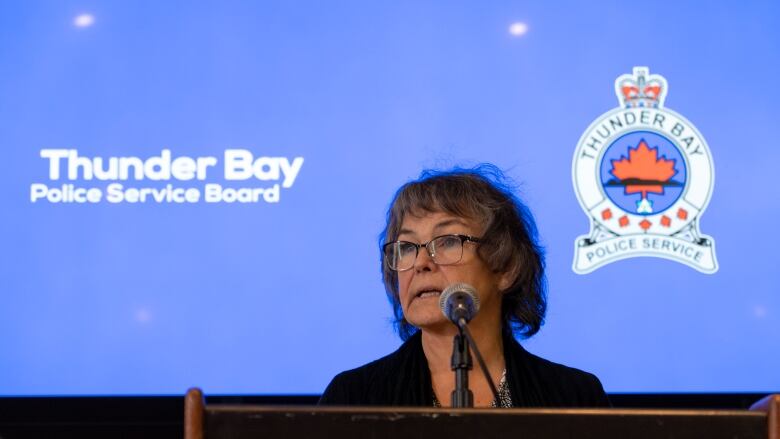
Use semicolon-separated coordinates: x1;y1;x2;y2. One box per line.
420;317;506;407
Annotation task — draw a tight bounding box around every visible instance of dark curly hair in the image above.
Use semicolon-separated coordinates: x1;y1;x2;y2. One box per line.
380;164;547;341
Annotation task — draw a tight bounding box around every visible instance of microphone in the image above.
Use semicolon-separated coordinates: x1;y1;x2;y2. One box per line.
439;283;480;326
439;283;500;407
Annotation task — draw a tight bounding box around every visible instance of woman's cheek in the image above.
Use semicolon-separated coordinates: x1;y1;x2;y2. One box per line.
397;273;413;305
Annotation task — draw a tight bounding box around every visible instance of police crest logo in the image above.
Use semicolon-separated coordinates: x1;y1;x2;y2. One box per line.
572;67;718;274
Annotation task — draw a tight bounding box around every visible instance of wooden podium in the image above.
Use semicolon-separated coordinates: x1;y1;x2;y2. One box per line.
185;388;779;439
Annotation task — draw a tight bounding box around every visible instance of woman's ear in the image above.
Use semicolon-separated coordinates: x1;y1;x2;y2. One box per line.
498;270;514;292
497;261;520;292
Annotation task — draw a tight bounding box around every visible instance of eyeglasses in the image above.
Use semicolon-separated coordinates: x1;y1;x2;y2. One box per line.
383;234;482;272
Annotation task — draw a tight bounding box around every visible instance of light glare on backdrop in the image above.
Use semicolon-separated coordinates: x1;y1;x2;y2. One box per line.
74;14;95;28
509;22;528;36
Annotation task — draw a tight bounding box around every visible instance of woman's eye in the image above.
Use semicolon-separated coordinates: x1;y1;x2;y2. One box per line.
399;243;417;256
437;236;460;248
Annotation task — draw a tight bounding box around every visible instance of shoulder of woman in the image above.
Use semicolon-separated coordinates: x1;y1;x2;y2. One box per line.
507;338;610;406
318;333;425;405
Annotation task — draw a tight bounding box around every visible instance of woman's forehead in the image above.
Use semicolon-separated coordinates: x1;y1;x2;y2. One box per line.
399;201;478;221
397;211;478;236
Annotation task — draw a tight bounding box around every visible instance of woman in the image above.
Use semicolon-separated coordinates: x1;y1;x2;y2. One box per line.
320;165;609;407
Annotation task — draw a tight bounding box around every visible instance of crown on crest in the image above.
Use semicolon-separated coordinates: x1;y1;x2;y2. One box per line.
614;67;668;108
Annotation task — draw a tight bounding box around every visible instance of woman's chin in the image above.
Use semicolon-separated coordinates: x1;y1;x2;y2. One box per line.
407;314;455;335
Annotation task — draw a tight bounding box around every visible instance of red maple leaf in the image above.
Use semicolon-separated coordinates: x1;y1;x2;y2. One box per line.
611;140;676;198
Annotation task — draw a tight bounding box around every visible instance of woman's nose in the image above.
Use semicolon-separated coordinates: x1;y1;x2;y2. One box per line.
414;245;437;272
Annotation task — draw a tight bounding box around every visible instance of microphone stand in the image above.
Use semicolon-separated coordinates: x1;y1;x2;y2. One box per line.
442;287;500;408
450;323;473;408
450;317;501;408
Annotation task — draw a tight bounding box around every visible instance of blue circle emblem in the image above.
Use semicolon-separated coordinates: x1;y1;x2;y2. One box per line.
599;131;686;216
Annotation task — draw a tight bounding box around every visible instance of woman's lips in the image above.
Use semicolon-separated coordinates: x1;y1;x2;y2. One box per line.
415;289;442;299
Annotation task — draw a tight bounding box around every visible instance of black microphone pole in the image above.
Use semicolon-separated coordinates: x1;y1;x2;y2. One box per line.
440;284;499;408
450;317;473;408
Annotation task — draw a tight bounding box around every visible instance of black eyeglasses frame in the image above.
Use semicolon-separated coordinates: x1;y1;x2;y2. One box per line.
382;234;482;272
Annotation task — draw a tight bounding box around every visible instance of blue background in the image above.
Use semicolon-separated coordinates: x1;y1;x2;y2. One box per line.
0;0;778;395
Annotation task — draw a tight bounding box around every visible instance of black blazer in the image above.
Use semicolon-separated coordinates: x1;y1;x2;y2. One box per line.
319;331;610;407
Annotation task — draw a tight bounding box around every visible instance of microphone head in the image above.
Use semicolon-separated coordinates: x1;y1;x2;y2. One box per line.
439;283;480;324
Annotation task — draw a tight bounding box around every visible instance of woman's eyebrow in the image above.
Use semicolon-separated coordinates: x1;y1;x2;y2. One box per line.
397;218;468;239
432;218;468;232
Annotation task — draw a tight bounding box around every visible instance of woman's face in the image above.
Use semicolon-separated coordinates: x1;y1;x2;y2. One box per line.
395;210;509;333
